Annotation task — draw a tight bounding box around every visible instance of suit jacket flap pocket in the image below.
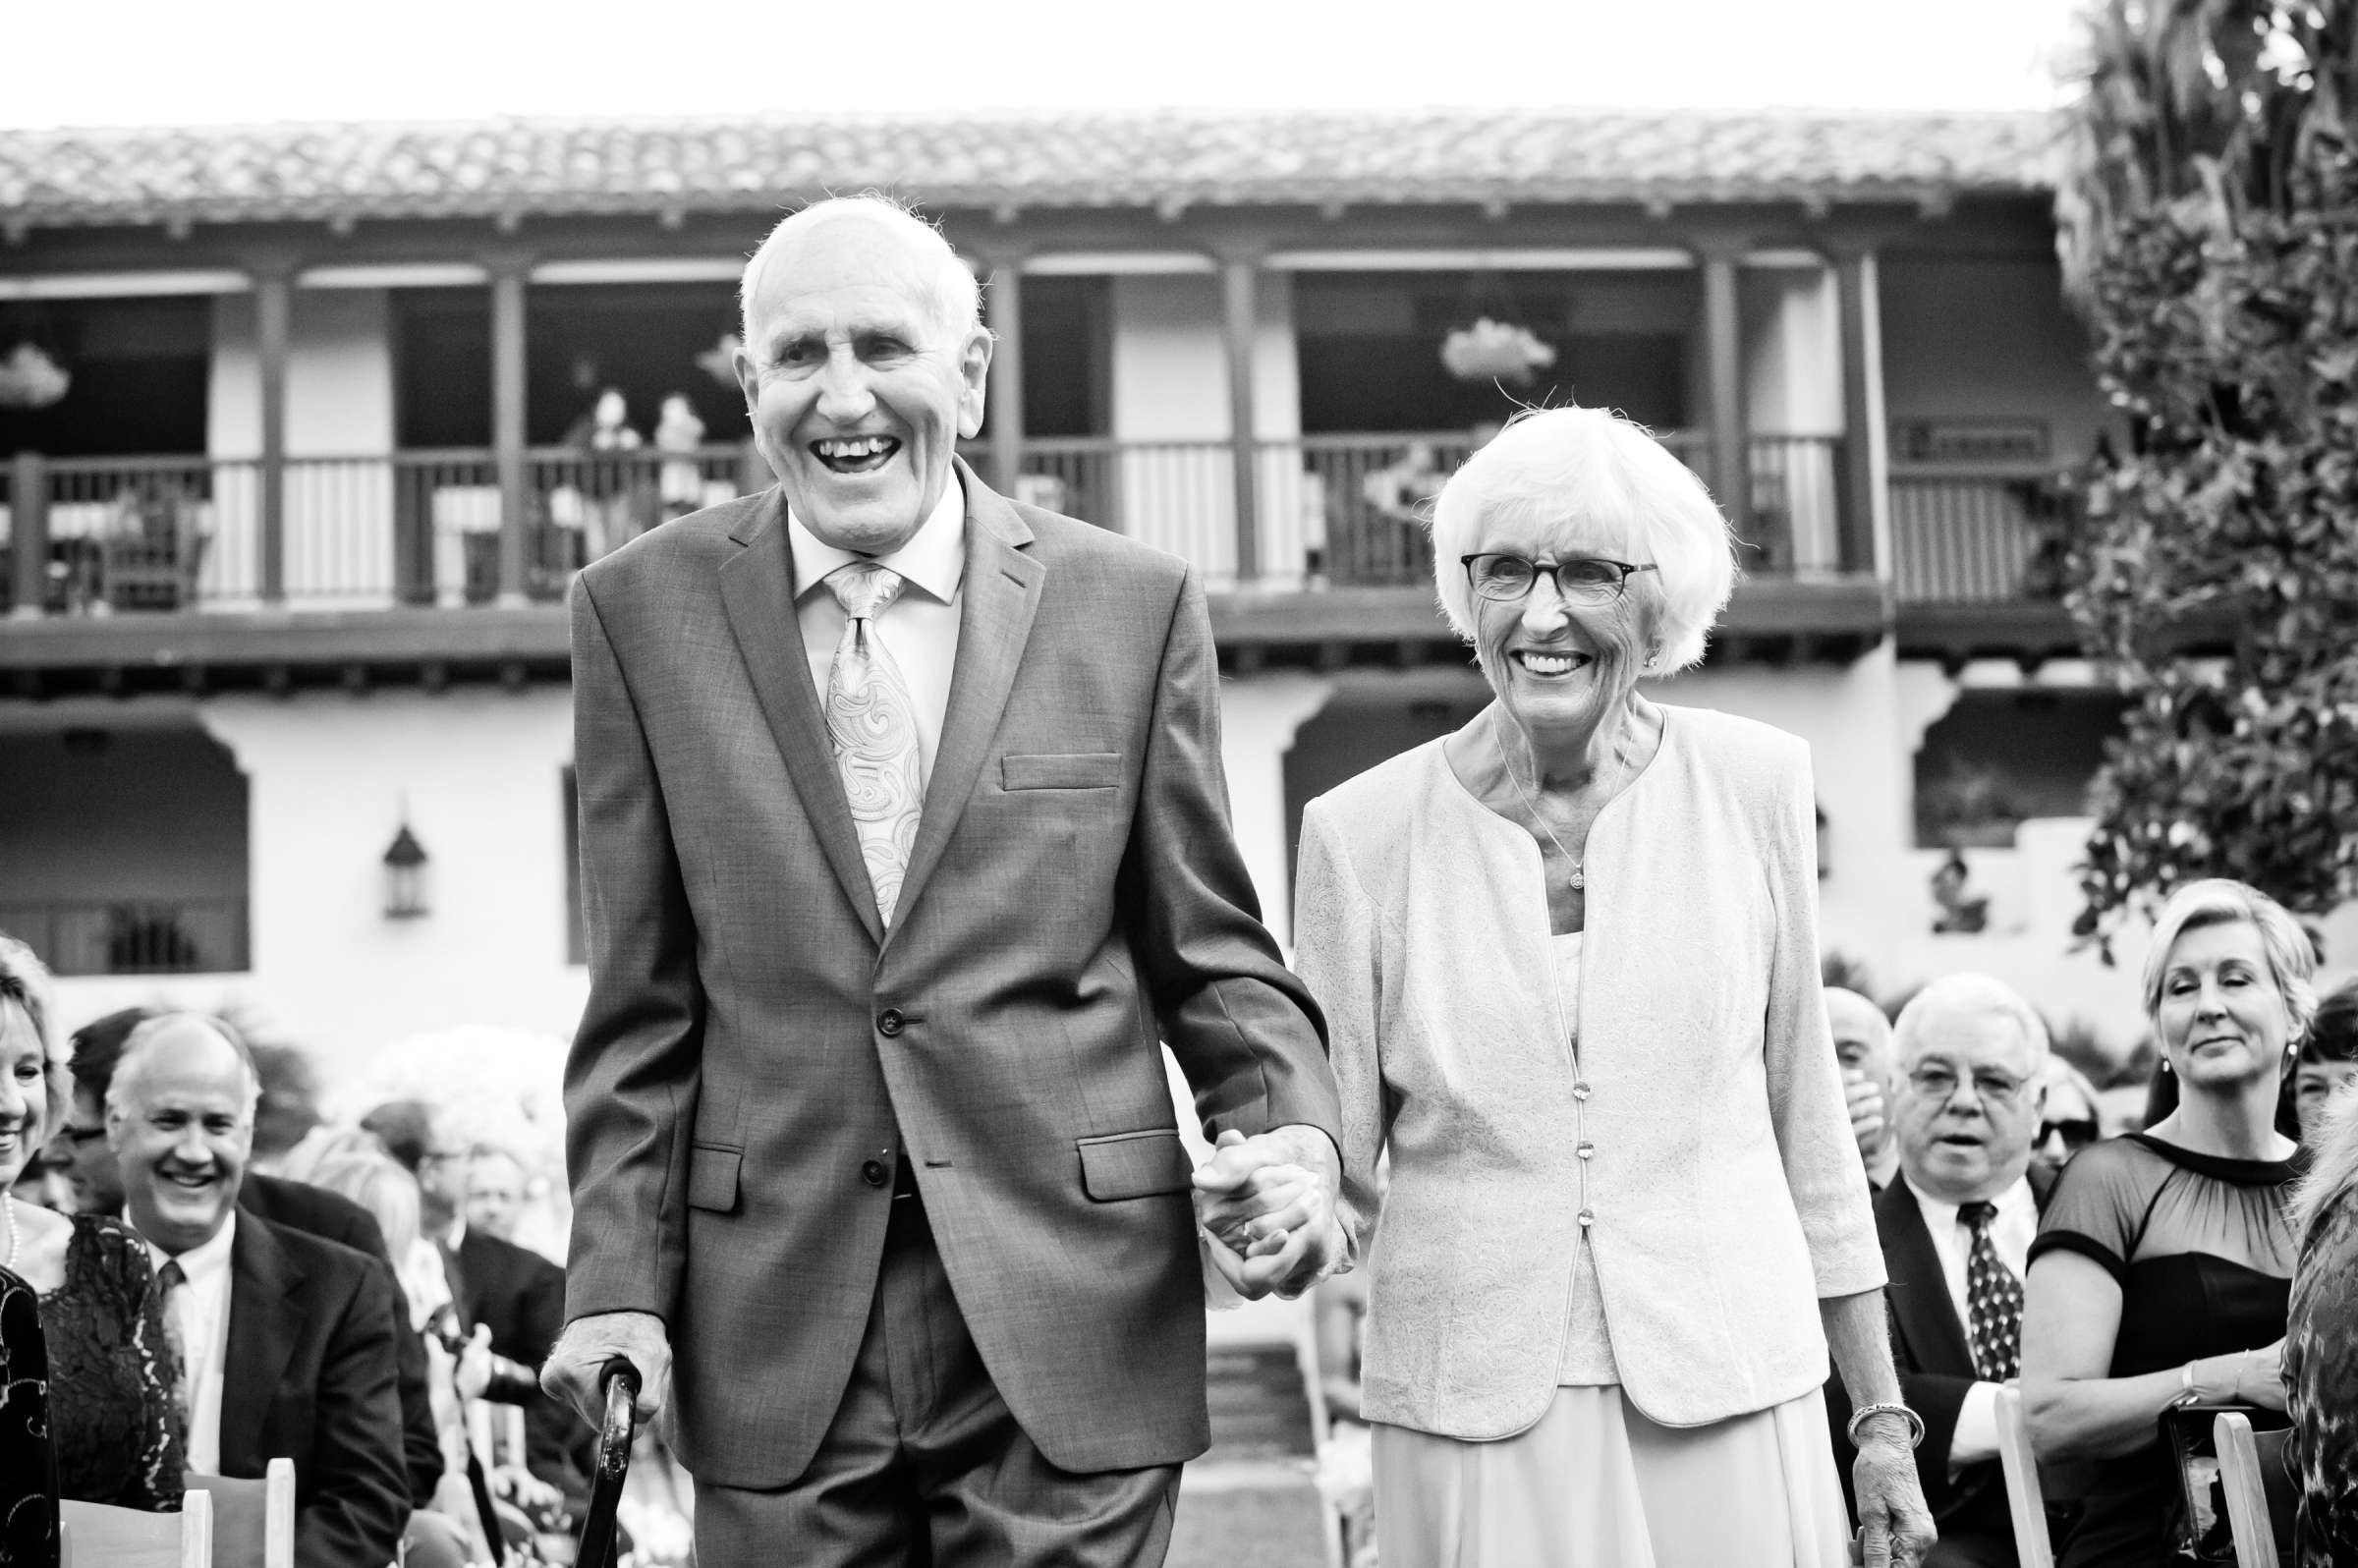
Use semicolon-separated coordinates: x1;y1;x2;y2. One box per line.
1003;752;1123;791
1077;1129;1190;1201
687;1145;741;1213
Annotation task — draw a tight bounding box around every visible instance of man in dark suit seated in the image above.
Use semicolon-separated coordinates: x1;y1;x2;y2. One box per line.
53;1008;444;1511
107;1014;408;1568
375;1102;590;1505
1831;973;2058;1568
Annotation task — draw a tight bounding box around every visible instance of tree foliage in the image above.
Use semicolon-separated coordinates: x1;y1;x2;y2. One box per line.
2056;0;2358;951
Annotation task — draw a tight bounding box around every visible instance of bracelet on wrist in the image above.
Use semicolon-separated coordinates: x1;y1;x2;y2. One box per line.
1845;1401;1926;1449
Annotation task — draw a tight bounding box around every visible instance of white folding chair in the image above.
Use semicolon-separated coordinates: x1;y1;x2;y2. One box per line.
60;1484;213;1568
1993;1385;2055;1568
184;1456;295;1568
2213;1412;2282;1568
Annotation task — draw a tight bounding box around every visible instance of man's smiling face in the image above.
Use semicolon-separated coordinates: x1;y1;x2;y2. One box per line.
734;208;990;556
109;1019;255;1256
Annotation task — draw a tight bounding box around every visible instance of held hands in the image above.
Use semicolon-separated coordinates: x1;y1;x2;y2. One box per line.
1849;1419;1938;1568
541;1309;672;1427
1191;1126;1346;1301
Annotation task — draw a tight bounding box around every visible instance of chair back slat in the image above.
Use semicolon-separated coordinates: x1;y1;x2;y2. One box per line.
2213;1412;2283;1568
59;1486;212;1568
1993;1385;2056;1568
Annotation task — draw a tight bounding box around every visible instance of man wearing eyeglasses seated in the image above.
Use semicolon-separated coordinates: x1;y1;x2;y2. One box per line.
1829;973;2058;1567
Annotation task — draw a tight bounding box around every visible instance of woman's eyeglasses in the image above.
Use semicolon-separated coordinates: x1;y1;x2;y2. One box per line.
1462;553;1657;606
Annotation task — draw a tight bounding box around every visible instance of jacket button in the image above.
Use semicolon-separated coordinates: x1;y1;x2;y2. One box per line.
1576;1142;1595;1160
1577;1207;1596;1228
877;1009;904;1037
860;1159;889;1188
1571;1081;1592;1101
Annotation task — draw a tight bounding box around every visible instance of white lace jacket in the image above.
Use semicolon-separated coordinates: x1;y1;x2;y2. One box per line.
1295;702;1884;1437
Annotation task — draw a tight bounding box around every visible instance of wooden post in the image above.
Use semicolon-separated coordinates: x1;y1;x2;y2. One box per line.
982;257;1026;497
9;450;47;618
1220;252;1262;584
253;262;293;605
488;257;531;606
1697;242;1751;540
1832;245;1887;579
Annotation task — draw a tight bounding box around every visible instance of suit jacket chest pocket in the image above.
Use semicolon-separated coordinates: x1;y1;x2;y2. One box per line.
1002;753;1123;792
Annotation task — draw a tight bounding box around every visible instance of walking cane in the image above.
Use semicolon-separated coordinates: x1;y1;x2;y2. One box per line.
575;1358;642;1568
464;1438;507;1566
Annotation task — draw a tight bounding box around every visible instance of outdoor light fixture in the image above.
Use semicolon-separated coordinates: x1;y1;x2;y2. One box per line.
383;820;429;920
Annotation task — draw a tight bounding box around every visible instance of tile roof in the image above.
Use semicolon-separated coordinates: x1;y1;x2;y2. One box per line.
0;109;2060;231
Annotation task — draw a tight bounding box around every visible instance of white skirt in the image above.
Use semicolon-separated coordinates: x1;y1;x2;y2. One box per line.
1373;1383;1854;1568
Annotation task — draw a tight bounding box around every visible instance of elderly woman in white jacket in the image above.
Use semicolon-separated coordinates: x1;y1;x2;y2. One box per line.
1288;407;1935;1568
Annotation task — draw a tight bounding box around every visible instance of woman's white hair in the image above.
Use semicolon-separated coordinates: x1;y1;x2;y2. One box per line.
2140;878;2319;1043
1429;407;1739;671
739;193;985;348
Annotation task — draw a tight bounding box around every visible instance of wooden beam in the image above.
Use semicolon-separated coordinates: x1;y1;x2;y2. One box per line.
1219;252;1263;583
1698;242;1751;538
487;253;532;607
982;256;1026;497
8;451;47;620
253;260;294;605
1832;246;1885;579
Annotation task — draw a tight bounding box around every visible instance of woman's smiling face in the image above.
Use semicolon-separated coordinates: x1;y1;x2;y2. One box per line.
1469;511;1656;747
2156;919;2293;1091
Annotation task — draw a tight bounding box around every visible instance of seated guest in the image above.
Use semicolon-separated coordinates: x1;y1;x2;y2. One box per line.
462;1147;529;1246
2295;981;2357;1143
1831;973;2054;1568
2032;1055;2104;1167
108;1013;410;1568
1829;986;1899;1190
56;1007;444;1510
0;934;182;1509
2023;879;2309;1568
2285;1068;2358;1564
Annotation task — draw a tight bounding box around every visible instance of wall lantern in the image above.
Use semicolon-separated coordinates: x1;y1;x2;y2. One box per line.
383;821;429;920
1815;804;1831;882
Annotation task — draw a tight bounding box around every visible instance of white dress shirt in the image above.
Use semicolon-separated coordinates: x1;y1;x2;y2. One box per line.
1907;1175;2038;1473
787;479;967;782
150;1213;238;1475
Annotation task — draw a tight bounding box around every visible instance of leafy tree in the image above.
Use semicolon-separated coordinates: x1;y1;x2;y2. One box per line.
2056;0;2358;953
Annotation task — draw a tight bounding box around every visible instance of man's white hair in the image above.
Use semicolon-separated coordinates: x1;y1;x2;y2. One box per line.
738;194;985;350
1428;406;1739;672
108;1011;262;1117
1891;973;2051;1070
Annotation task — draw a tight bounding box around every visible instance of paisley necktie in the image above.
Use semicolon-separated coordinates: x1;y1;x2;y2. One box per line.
824;562;926;925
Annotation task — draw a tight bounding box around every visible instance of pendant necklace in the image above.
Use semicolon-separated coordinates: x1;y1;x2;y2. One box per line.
2;1193;18;1271
1498;711;1629;893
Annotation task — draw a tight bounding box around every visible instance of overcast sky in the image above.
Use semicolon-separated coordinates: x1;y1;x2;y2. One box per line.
8;0;2089;130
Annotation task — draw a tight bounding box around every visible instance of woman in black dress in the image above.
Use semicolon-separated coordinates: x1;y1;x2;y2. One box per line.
2285;1007;2358;1568
0;935;183;1511
2020;879;2309;1568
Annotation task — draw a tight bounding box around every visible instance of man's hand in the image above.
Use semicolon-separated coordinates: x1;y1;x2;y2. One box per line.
541;1309;672;1427
1843;1070;1886;1166
454;1323;495;1403
1191;1126;1344;1301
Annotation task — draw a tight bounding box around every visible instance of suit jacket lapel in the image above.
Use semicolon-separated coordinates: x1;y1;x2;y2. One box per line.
888;463;1042;941
718;486;885;946
1881;1175;1978;1376
220;1216;305;1477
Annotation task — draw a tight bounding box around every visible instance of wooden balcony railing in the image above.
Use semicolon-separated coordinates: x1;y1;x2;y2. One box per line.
1889;465;2075;606
0;897;250;977
2;433;1861;616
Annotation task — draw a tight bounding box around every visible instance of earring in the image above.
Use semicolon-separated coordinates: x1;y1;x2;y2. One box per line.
2161;1058;2173;1074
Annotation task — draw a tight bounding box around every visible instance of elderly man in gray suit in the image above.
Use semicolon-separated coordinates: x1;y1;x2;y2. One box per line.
542;195;1345;1566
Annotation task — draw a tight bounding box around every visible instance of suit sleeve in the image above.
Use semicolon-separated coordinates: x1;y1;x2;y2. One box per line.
1761;740;1885;1299
298;1260;411;1568
562;574;703;1322
1119;566;1340;1146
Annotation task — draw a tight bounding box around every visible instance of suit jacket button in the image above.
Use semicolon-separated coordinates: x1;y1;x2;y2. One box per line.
877;1009;904;1037
1577;1207;1596;1227
861;1159;890;1188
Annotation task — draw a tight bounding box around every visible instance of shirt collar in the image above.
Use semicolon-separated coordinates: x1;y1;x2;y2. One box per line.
787;476;967;607
1910;1173;2036;1233
146;1208;238;1283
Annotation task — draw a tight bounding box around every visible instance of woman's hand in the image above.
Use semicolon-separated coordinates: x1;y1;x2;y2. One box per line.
454;1322;495;1402
1851;1423;1937;1568
2218;1340;2288;1412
